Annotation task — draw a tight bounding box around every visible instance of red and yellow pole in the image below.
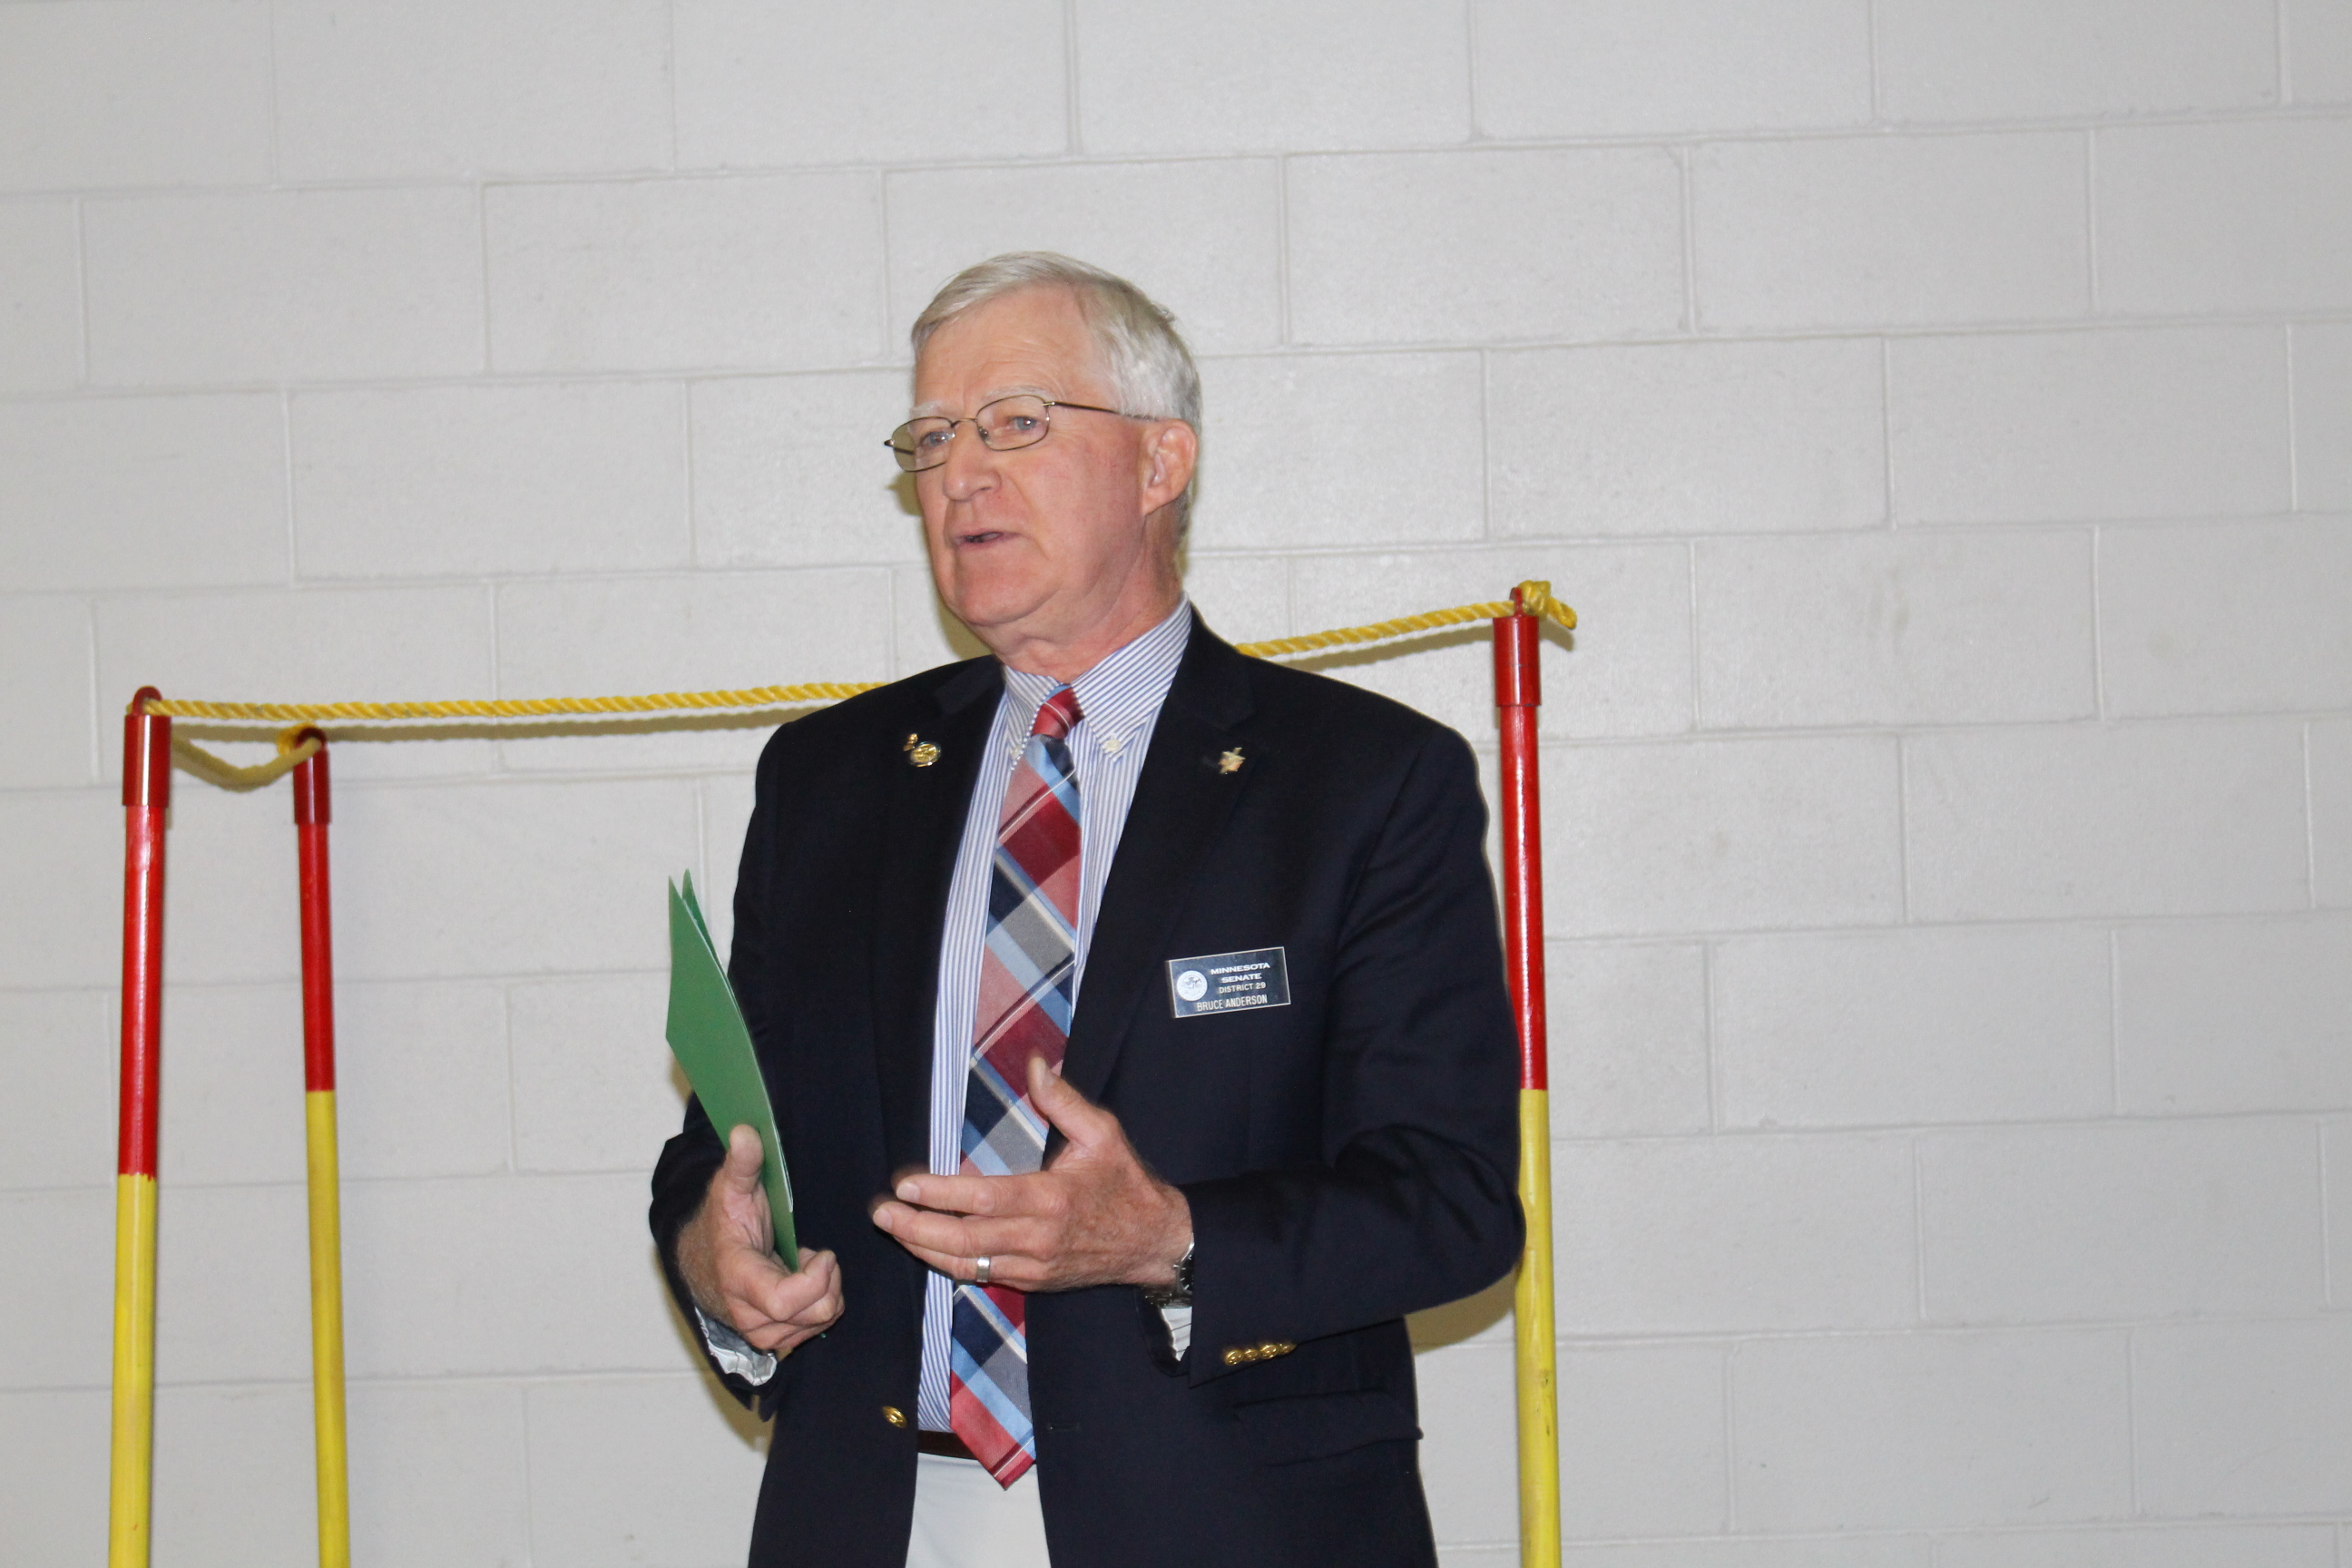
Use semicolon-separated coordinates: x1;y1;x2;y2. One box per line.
110;690;171;1568
291;732;352;1568
1494;596;1560;1567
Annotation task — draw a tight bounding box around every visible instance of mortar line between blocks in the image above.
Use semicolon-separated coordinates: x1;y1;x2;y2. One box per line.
18;309;2352;402
20;111;2352;204
111;1369;748;1396
1563;1101;2347;1146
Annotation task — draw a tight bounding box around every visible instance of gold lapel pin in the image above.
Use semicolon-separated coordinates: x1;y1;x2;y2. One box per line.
1218;748;1245;775
904;734;941;768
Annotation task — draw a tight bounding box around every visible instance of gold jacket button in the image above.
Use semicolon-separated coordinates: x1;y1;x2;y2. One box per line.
882;1406;908;1428
1222;1348;1246;1367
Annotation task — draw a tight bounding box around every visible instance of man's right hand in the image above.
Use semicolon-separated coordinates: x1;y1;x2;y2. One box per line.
676;1123;844;1357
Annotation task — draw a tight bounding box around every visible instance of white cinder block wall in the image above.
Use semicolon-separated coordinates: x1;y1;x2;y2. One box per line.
2;2;2347;1563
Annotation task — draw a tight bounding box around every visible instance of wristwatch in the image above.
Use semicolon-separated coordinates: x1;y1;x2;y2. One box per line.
1140;1241;1195;1308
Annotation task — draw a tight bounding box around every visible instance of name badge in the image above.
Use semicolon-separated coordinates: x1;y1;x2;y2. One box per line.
1167;947;1290;1019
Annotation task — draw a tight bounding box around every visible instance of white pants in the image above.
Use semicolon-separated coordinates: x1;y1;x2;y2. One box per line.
906;1453;1052;1568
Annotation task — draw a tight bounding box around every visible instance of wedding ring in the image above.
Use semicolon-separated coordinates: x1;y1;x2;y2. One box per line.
975;1256;993;1286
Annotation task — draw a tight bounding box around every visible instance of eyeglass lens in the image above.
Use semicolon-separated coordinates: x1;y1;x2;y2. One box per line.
887;395;1057;472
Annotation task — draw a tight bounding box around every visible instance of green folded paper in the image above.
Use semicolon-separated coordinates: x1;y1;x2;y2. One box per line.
665;872;797;1269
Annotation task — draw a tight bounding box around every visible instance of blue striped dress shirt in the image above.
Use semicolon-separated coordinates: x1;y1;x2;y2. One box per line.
916;597;1194;1432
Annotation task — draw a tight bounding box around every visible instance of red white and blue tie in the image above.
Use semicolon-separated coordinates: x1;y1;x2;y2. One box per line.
950;686;1083;1486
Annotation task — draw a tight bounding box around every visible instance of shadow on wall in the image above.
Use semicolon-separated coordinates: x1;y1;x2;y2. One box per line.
1409;1271;1514;1351
653;1244;774;1453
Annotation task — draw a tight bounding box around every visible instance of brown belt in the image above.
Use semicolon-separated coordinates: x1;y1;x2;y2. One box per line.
917;1428;979;1463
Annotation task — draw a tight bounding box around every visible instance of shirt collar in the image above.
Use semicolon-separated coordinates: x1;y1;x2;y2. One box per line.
1000;597;1192;751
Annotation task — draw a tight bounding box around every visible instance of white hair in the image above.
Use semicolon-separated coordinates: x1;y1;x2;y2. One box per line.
910;252;1200;533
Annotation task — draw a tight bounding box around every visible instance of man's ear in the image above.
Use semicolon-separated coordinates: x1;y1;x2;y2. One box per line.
1139;420;1198;514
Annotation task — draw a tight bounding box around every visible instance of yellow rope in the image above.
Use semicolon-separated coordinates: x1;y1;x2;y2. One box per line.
148;682;886;724
139;583;1575;727
1234;581;1575;660
171;727;324;791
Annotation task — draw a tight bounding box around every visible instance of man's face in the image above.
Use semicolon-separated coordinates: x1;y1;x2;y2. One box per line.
910;287;1187;662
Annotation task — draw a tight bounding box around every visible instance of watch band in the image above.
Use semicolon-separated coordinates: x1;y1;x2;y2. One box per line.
1140;1240;1195;1308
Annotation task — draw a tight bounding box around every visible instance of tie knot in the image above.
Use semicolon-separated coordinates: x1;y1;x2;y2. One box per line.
1031;687;1082;740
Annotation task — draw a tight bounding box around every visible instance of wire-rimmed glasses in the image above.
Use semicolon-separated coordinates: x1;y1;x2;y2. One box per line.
884;394;1146;473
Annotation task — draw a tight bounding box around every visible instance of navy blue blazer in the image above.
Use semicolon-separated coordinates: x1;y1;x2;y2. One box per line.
651;615;1523;1568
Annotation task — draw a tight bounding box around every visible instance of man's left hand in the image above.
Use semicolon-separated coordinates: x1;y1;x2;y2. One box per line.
870;1055;1191;1292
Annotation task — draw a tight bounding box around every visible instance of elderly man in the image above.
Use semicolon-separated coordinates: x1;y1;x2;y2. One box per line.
650;253;1521;1568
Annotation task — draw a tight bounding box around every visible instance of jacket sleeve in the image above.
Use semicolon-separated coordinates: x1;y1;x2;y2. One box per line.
649;1094;774;1410
647;731;790;1412
1177;725;1525;1381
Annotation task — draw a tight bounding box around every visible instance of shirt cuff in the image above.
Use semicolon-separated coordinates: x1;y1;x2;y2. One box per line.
695;1305;779;1385
1159;1303;1192;1357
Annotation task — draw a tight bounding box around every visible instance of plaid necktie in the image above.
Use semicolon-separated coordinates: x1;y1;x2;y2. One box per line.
950;685;1083;1486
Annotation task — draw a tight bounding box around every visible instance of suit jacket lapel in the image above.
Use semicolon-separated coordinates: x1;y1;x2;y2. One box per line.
869;657;1000;1181
1064;620;1259;1102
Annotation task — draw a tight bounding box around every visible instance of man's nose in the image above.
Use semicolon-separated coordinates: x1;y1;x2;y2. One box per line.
936;425;1000;500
